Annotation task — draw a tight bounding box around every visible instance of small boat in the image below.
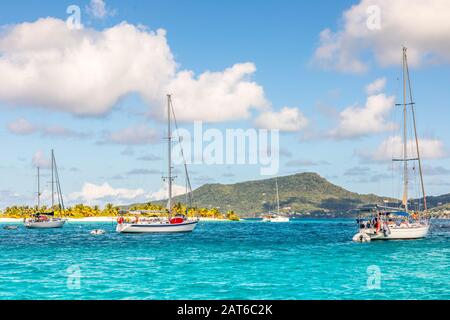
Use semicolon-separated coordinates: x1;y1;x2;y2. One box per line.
24;215;66;229
353;47;430;241
24;150;67;229
262;179;290;223
263;216;290;223
90;229;106;235
3;225;19;230
116;95;198;234
354;210;430;241
116;215;198;233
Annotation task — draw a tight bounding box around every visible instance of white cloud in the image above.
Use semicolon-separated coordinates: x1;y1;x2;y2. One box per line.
32;150;51;169
0;18;268;122
329;93;396;139
313;0;450;73
149;184;186;202
357;136;447;162
365;77;386;95
102;124;160;145
41;125;90;138
163;63;269;122
86;0;115;19
7;118;89;138
67;182;186;206
7;118;37;135
254;107;308;132
68;182;146;205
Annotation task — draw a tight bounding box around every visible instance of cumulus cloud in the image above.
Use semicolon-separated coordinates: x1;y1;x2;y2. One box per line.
32;150;51;169
329;93;396;139
0;18;268;122
101;124;160;145
148;184;186;202
357;136;447;162
67;182;185;206
68;182;146;205
86;0;116;19
254;107;308;132
7;118;37;135
365;78;386;95
313;0;450;73
164;63;268;122
0;190;27;209
7;118;89;138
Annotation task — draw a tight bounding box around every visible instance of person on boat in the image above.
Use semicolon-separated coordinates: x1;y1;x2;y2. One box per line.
400;218;410;228
375;218;381;233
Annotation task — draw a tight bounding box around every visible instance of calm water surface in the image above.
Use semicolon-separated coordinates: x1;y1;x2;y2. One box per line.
0;219;448;300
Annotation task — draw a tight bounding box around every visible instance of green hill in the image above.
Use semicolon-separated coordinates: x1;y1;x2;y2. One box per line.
421;193;450;208
164;172;392;216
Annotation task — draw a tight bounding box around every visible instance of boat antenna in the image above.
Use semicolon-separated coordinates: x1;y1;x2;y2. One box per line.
404;48;428;214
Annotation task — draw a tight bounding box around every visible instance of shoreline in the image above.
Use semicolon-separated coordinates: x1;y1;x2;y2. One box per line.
0;217;235;223
1;217;448;223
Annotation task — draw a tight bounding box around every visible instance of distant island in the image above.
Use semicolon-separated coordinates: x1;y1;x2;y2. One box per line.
152;173;450;218
1;173;449;219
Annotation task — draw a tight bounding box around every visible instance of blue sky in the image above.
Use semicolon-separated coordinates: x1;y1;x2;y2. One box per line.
0;0;449;208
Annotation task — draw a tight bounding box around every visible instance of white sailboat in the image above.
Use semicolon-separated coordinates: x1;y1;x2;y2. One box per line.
353;47;430;241
24;150;67;229
262;179;290;223
116;94;199;233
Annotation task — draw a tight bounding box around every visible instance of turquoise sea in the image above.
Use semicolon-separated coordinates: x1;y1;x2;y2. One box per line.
0;219;448;300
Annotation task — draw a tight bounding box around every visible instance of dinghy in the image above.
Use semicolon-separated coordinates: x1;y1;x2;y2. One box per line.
90;229;106;235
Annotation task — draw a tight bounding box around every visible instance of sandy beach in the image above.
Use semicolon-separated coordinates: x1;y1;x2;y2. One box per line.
0;217;233;223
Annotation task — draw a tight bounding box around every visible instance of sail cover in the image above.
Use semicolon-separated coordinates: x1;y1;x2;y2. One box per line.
390;211;410;217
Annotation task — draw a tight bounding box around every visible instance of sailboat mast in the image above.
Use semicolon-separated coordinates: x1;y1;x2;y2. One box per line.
404;51;428;213
167;94;173;218
37;166;41;209
51;149;55;208
276;179;280;215
402;47;409;212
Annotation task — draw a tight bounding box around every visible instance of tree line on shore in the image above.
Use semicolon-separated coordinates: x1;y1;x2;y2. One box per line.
0;202;240;221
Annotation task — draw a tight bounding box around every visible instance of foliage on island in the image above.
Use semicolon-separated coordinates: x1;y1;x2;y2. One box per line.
0;202;240;221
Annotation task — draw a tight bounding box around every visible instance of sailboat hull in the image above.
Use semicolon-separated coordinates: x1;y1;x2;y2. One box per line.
262;217;290;223
24;219;66;229
361;224;429;240
116;220;198;233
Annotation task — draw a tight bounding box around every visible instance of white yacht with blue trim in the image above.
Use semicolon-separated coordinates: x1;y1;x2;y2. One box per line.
353;47;430;242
